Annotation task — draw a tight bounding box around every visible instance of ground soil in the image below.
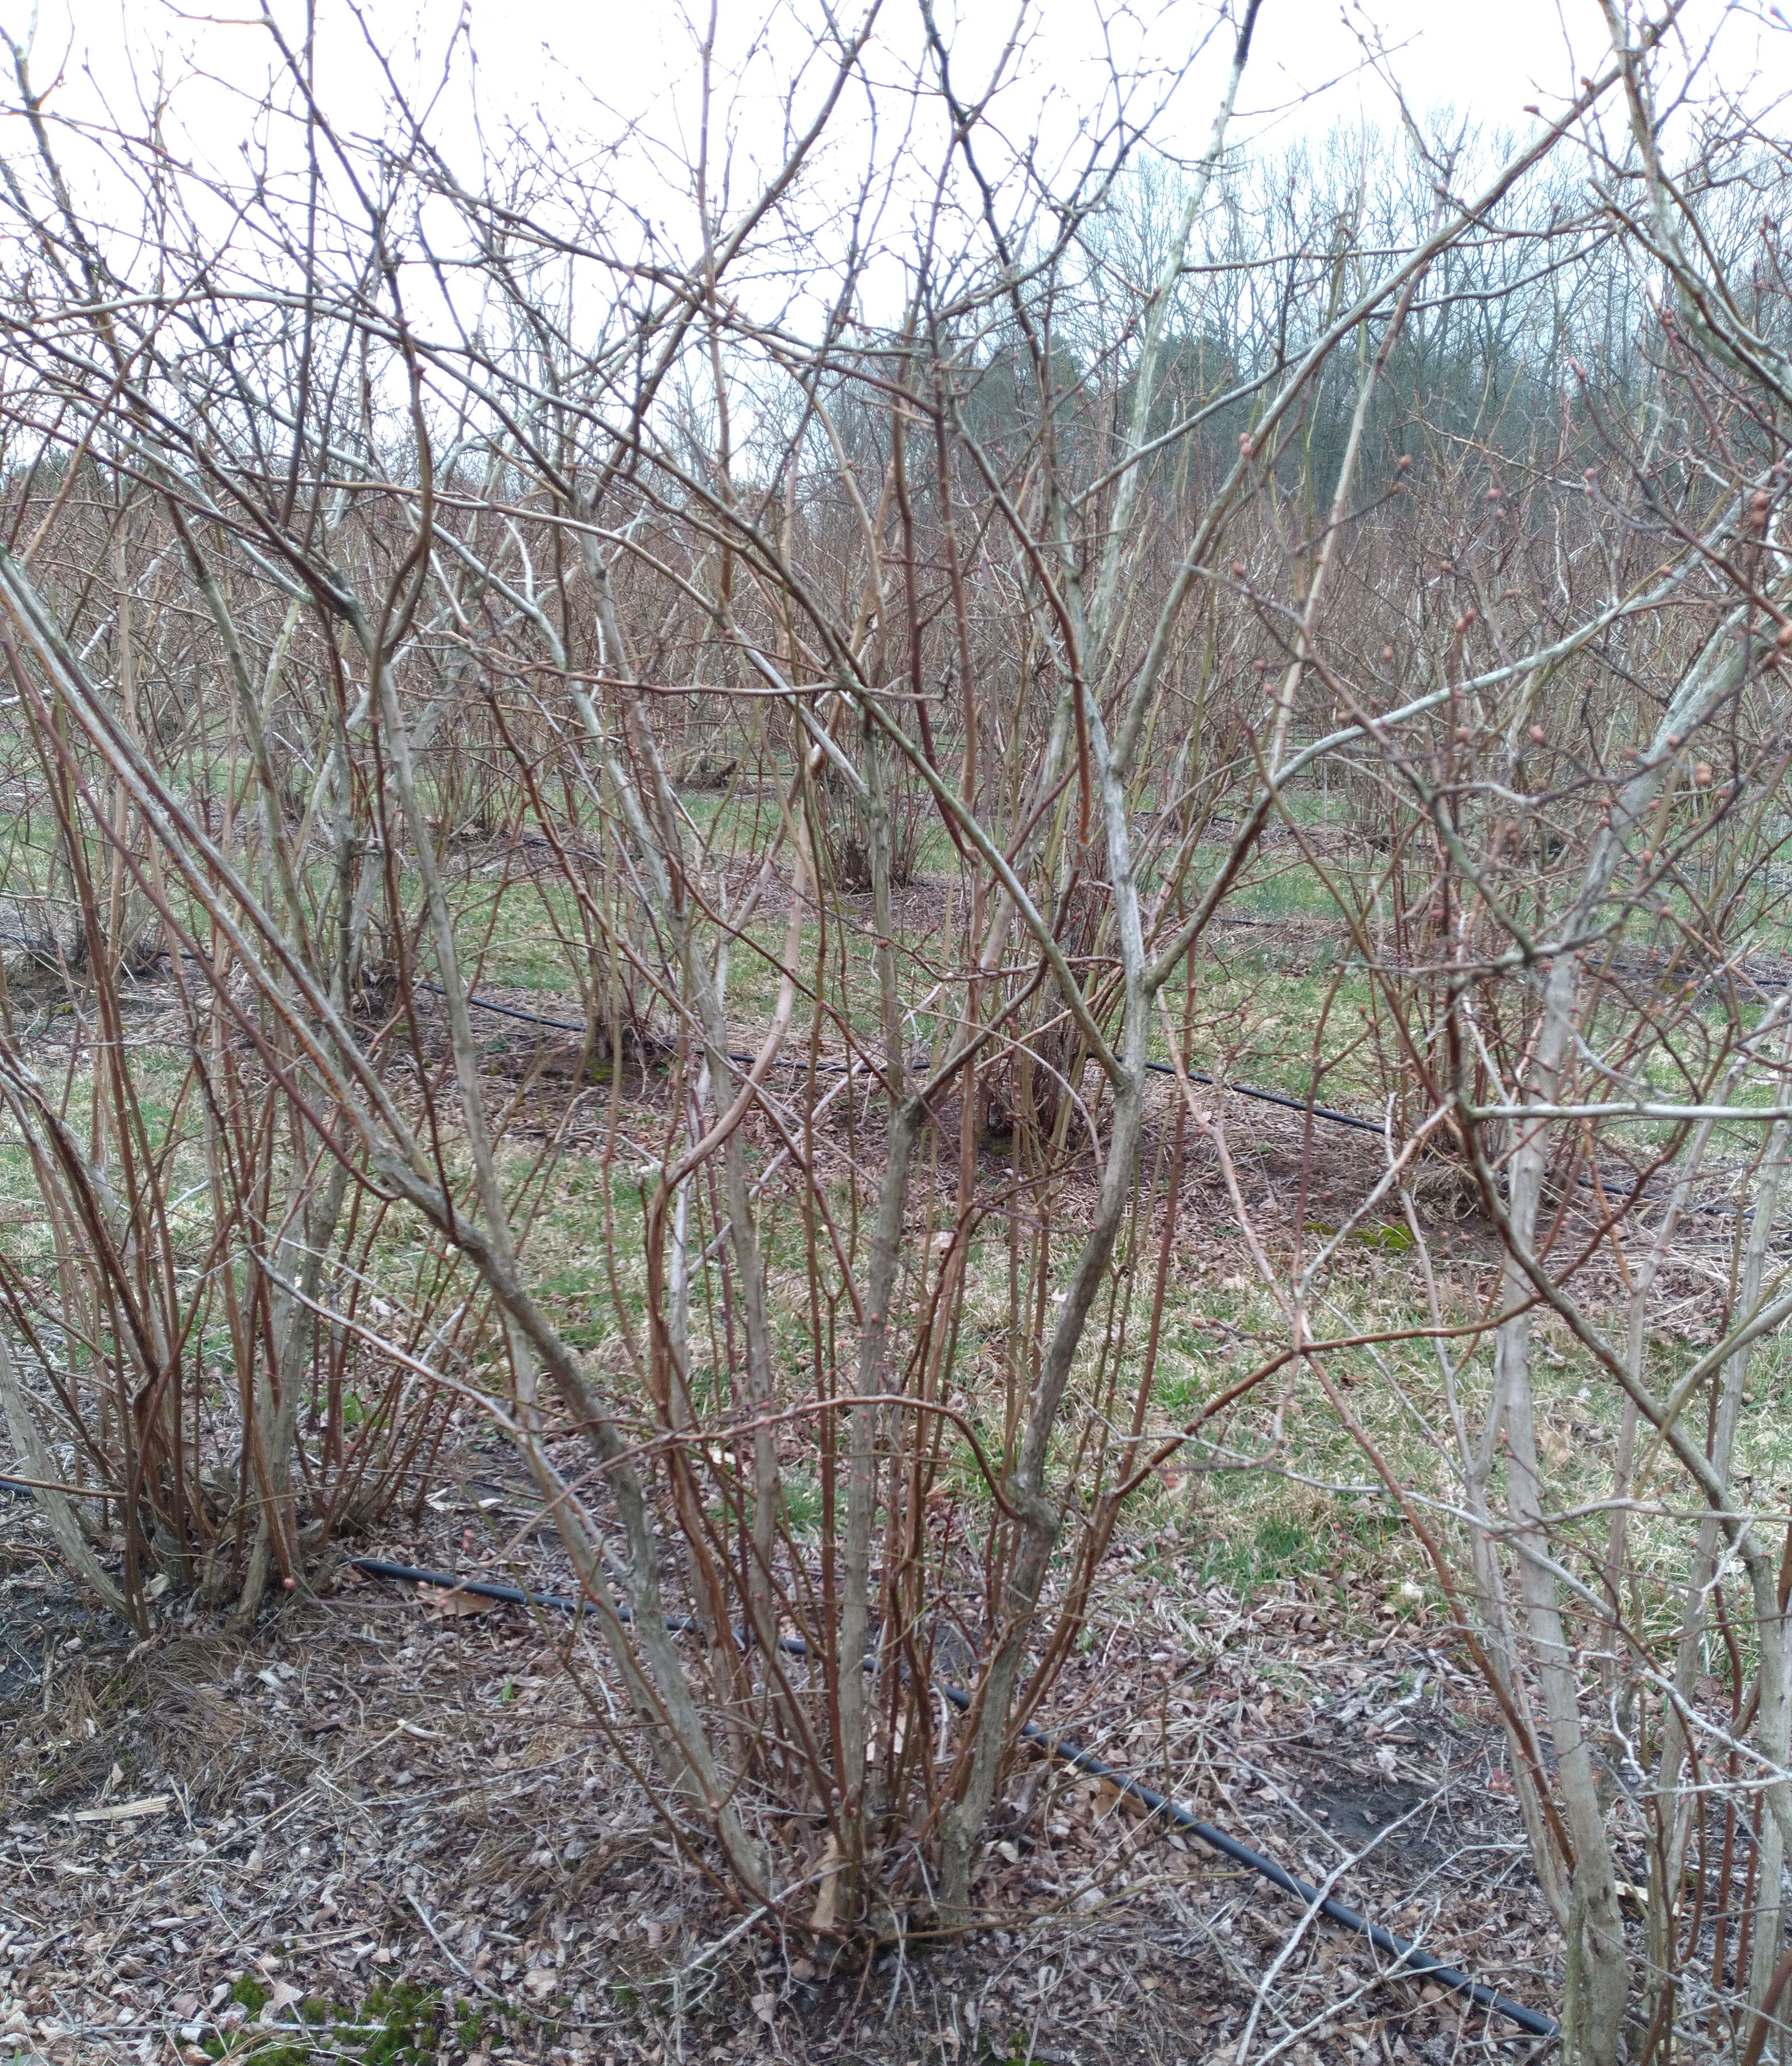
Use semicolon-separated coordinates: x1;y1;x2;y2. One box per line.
2;1476;1565;2066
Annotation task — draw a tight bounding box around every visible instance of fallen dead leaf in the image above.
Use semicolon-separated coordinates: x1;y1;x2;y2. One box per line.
418;1582;497;1619
259;1981;303;2026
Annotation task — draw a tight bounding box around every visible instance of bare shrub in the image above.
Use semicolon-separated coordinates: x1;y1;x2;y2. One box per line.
4;10;1792;2056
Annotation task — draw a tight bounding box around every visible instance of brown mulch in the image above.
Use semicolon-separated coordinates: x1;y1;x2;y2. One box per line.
1;1482;1565;2066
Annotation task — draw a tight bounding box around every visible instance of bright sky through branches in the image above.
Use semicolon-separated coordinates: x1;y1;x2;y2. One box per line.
12;0;1780;188
1;0;1781;358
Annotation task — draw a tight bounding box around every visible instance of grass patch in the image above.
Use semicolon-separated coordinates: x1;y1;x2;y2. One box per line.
197;1984;515;2064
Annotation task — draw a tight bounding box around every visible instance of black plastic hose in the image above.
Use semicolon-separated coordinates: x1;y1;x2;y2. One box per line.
143;951;1385;1130
0;1498;1554;2034
418;979;1386;1133
345;1554;1555;2037
988;1700;1557;2037
1142;1059;1386;1134
136;955;1770;1206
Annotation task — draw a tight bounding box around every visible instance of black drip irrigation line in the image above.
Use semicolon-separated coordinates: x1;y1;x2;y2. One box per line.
991;1705;1558;2040
126;954;1389;1132
0;1499;1555;2033
176;948;1779;1201
1570;1165;1743;1224
414;980;589;1037
101;948;1792;1159
64;953;1775;1176
344;1554;1555;2038
111;955;1792;1184
410;979;1386;1134
351;1556;584;1615
1145;1060;1385;1134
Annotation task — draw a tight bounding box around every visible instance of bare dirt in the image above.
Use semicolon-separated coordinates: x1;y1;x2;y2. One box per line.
2;1481;1565;2066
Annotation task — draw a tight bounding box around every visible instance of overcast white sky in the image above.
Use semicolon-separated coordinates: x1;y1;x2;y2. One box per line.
288;0;1769;144
1;0;1781;315
9;0;1777;169
441;0;1608;140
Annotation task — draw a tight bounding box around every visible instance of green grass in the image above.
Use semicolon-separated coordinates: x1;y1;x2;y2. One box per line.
196;1983;515;2064
2;766;1782;1703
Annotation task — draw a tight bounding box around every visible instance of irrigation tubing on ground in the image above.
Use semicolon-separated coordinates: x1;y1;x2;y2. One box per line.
102;960;1792;1198
180;957;1767;1216
408;978;1387;1133
1140;1059;1386;1133
133;953;1391;1130
0;1499;1555;2035
342;1554;1556;2038
118;949;1792;1164
137;959;1775;1218
984;1702;1558;2039
416;982;1792;1183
